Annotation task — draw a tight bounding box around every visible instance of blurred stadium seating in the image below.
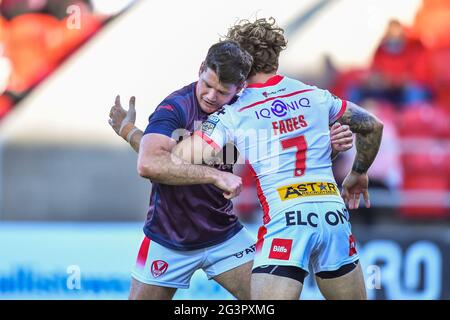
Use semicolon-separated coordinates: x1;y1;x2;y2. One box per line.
0;0;448;221
0;0;107;107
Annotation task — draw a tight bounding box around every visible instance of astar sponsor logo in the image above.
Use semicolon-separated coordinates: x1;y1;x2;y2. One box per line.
277;182;339;201
269;238;293;260
151;260;168;278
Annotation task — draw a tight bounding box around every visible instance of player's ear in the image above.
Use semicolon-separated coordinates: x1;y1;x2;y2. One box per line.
199;62;206;77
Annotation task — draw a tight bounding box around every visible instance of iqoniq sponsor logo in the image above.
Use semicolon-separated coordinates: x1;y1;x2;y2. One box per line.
255;98;310;119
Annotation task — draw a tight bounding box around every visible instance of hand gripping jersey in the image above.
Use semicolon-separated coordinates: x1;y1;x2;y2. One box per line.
196;75;347;224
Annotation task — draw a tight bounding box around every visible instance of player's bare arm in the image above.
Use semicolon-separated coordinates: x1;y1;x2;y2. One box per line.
337;101;384;209
108;96;241;198
138;134;241;199
172;134;221;166
170;134;241;199
338;102;383;173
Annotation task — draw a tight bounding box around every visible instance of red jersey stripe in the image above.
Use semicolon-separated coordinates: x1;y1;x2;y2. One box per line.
194;131;221;151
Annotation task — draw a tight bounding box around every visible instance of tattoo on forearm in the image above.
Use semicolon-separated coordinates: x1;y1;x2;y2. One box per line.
338;102;383;173
339;104;377;135
352;131;382;173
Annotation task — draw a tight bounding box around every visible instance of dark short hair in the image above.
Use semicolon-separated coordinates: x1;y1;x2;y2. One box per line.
226;17;287;76
203;40;253;85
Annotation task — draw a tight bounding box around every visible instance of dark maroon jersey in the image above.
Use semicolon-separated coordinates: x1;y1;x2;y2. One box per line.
142;82;242;250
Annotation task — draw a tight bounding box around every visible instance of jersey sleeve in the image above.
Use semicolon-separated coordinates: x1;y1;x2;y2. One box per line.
320;89;348;124
194;108;235;151
144;101;187;139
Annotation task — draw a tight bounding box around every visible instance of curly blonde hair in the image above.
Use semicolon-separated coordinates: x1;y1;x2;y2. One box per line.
225;17;287;77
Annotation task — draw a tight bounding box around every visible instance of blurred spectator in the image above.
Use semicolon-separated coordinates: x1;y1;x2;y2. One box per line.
354;20;432;108
372;20;430;86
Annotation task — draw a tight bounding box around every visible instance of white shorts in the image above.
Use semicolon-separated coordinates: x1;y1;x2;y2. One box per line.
131;227;256;289
253;201;359;274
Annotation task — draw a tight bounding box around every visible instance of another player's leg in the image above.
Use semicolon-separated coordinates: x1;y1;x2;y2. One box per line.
251;265;306;300
315;260;367;300
202;228;256;300
129;278;177;300
213;261;253;300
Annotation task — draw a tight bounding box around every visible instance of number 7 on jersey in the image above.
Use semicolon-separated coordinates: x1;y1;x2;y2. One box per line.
280;135;307;177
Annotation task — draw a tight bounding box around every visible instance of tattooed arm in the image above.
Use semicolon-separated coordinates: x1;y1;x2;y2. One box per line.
337;101;383;209
337;102;383;173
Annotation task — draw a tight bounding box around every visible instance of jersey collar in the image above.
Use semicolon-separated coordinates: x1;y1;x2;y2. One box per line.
246;75;284;89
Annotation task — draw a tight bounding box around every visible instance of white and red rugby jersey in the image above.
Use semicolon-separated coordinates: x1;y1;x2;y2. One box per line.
196;75;347;223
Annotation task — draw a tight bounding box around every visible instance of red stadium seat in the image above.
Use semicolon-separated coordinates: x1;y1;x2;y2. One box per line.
401;134;447;178
401;175;448;218
4;11;103;94
0;16;6;42
397;105;450;138
5;13;62;93
427;48;450;109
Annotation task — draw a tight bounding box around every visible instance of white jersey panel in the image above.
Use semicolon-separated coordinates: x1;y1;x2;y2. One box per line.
200;75;347;218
